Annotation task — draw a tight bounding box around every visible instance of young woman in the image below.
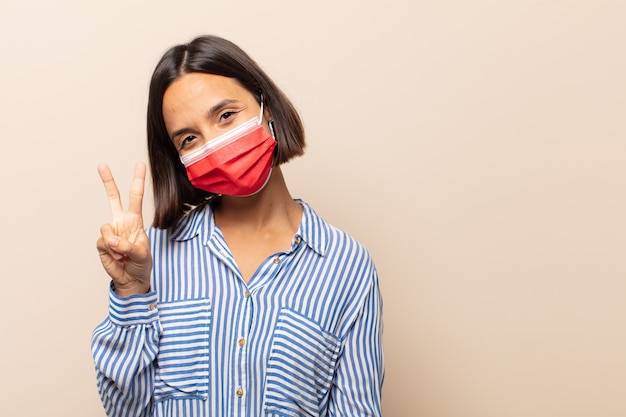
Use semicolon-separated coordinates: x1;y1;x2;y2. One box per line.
92;35;384;417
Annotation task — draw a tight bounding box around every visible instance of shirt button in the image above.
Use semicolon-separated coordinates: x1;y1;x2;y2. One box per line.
149;304;156;311
244;290;250;298
238;338;245;347
236;387;244;397
295;236;301;244
273;257;280;264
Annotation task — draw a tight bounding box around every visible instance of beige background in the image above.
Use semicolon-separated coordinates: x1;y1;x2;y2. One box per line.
1;1;625;416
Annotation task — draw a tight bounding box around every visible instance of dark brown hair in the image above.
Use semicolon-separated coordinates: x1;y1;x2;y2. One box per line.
147;35;305;229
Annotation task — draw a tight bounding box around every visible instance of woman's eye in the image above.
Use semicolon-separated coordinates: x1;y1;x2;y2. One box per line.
180;135;197;149
220;111;235;122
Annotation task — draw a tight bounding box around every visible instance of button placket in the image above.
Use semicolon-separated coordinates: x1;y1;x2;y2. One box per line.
234;285;251;405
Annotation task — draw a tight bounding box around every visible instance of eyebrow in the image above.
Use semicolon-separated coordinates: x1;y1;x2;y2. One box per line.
169;99;242;141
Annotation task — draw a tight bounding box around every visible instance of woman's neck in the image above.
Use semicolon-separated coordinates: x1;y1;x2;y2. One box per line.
213;166;302;233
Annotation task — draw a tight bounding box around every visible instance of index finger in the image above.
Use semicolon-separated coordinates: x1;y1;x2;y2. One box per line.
127;162;146;216
97;163;124;217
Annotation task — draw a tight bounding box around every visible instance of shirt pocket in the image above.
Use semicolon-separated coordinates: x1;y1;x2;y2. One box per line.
263;308;341;417
154;298;211;402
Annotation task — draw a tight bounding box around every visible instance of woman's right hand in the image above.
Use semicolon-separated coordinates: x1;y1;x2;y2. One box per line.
96;162;152;297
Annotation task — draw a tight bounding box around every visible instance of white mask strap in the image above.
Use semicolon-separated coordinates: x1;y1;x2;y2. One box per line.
259;94;264;122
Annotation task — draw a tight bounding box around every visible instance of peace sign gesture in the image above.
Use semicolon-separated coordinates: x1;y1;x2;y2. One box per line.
96;162;152;297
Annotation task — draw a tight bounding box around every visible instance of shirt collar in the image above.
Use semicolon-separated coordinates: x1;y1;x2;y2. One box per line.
169;203;211;242
169;199;330;257
294;199;328;256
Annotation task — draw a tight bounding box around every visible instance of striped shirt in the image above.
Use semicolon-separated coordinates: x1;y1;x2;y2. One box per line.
92;200;384;417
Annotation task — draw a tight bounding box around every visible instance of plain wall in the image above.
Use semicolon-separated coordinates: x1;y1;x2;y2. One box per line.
0;1;624;416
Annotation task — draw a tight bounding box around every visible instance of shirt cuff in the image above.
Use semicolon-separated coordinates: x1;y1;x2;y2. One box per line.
108;284;159;327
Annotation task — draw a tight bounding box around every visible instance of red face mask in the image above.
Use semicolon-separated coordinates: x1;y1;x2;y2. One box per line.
180;105;277;196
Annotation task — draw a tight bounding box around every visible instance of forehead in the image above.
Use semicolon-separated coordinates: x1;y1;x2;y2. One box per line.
163;72;251;109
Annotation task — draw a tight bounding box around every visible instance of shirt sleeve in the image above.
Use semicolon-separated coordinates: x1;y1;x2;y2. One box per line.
327;269;385;416
91;286;162;417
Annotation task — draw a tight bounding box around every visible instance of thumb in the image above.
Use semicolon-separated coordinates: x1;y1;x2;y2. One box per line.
106;235;131;261
107;236;120;248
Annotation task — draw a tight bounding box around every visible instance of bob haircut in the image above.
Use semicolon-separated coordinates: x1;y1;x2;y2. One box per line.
147;35;305;229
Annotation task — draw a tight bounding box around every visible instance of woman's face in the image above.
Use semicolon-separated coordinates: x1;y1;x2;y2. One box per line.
162;72;264;157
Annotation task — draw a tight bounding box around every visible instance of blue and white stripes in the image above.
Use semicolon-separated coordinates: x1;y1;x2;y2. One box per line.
91;200;384;417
